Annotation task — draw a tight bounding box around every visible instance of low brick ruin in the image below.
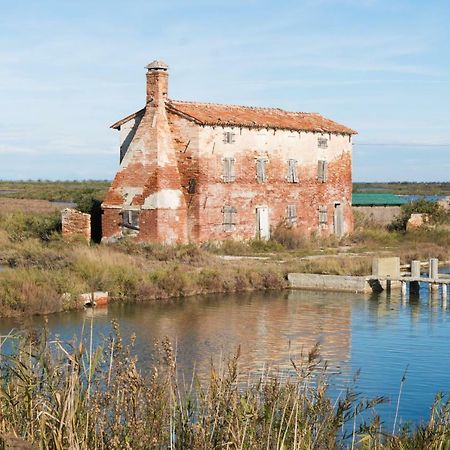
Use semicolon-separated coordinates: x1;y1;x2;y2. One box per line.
62;208;91;243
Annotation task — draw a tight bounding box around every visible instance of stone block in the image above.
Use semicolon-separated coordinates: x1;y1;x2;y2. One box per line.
372;257;400;278
287;273;371;293
406;213;429;231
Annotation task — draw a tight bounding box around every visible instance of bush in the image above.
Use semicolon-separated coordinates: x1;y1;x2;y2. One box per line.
0;212;61;241
389;200;450;231
271;225;311;250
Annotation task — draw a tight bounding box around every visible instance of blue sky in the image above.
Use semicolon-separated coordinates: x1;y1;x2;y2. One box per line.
0;0;449;181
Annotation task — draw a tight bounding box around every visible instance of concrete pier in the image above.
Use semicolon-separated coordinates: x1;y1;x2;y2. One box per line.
411;260;421;278
288;257;449;297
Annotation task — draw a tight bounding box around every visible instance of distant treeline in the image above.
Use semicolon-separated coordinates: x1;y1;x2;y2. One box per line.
0;180;449;202
353;182;450;196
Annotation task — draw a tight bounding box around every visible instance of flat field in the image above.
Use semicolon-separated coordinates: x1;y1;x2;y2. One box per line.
353;181;450;196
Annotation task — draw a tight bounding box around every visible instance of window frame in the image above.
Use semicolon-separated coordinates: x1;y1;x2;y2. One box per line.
222;205;237;232
122;209;140;230
287;159;299;183
256;157;268;183
222;157;236;183
223;131;236;144
318;205;328;227
318;137;328;149
318;159;328;183
286;204;297;225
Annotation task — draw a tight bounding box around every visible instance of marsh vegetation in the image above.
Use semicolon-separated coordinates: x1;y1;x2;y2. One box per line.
2;327;450;449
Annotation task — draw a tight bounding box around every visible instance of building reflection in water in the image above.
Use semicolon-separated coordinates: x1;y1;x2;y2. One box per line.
107;289;354;383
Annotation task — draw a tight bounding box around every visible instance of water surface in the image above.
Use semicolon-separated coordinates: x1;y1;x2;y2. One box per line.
1;281;450;427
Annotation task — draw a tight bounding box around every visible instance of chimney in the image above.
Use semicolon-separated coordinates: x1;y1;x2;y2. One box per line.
146;60;169;106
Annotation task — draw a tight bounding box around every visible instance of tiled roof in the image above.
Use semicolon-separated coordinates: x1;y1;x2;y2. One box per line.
111;100;357;134
352;193;409;206
167;100;357;134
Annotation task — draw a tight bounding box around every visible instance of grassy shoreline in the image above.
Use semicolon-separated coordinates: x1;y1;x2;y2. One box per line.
1;224;449;318
0;195;449;318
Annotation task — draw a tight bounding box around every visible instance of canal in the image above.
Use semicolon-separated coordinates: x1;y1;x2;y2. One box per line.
1;280;450;427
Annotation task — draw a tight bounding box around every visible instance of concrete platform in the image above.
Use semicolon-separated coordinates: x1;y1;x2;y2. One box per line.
287;273;372;293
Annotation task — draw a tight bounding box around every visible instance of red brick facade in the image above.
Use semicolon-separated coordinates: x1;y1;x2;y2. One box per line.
102;61;356;244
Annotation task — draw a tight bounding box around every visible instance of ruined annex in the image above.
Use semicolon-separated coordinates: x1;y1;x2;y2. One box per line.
102;60;357;244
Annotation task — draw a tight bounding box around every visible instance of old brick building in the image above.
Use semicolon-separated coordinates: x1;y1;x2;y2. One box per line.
102;60;356;244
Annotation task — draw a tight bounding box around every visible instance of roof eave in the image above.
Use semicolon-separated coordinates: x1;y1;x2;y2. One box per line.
110;108;146;130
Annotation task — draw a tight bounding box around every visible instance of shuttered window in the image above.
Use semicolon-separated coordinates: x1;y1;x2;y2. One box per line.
256;157;267;182
122;210;140;230
223;131;236;144
318;137;328;148
286;205;297;225
287;159;299;183
222;205;237;231
318;160;328;182
318;206;328;226
222;157;236;182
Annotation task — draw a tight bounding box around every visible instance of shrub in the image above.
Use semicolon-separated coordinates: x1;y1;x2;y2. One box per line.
0;212;61;241
389;200;450;231
0;268;64;316
271;225;312;250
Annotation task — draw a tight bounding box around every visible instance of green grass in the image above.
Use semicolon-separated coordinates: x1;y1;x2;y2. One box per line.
0;180;109;202
353;181;450;196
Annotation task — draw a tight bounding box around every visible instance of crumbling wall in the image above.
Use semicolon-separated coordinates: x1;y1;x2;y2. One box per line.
189;125;353;242
62;208;91;243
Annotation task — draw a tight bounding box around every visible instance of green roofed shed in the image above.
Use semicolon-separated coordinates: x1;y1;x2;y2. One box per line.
352;193;409;206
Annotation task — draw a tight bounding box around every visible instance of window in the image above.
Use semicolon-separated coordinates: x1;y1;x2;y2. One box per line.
286;205;297;225
222;205;237;231
256;157;267;182
318;137;328;149
287;159;299;183
187;178;196;194
318;206;328;226
318;160;328;182
122;209;140;230
222;157;236;182
223;131;236;144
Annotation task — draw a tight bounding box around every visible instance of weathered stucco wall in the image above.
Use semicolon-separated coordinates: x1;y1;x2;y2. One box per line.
179;123;353;242
105;111;353;243
353;206;401;226
102;64;188;245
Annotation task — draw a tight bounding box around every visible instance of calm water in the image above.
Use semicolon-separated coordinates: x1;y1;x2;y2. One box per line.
1;281;450;427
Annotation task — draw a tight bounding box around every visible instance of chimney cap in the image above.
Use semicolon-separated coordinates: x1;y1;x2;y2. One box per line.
146;60;169;71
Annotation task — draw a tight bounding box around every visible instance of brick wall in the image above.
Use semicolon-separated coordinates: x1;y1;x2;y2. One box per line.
168;114;353;242
62;208;91;242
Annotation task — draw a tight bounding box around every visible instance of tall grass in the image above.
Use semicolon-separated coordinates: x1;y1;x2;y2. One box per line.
2;327;450;449
0;326;379;449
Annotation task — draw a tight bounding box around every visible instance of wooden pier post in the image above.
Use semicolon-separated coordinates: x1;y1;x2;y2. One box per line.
443;284;448;302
